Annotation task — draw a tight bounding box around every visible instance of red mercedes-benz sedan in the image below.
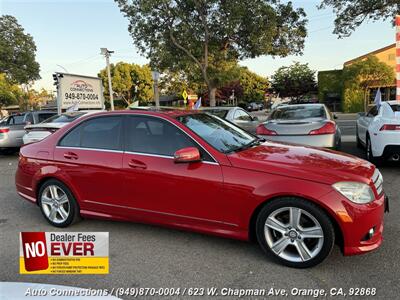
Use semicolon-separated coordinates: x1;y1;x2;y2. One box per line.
15;109;388;268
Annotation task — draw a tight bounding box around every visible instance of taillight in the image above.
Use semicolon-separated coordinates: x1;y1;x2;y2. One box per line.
309;121;336;135
0;128;9;133
380;124;400;131
256;124;278;135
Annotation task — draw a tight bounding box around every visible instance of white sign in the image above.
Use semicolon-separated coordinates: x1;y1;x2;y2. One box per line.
59;74;104;109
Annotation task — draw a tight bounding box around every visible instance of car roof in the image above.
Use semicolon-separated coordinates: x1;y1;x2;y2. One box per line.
387;100;399;105
88;108;204;119
201;107;237;111
274;103;325;109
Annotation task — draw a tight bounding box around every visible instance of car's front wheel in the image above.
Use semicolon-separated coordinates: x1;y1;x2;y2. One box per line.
256;198;335;268
38;179;80;227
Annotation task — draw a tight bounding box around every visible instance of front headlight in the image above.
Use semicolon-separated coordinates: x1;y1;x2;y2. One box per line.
332;182;374;204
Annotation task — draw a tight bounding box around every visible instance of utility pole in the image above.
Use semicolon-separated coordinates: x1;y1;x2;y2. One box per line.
101;48;115;111
151;71;160;108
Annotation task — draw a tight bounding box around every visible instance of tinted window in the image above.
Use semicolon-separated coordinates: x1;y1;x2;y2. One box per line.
390;104;400;112
205;109;228;119
59;116;122;150
270;106;326;120
125;116;211;159
177;114;255;153
25;113;34;124
8;114;26;125
38;113;56;123
367;106;378;117
233;109;252;121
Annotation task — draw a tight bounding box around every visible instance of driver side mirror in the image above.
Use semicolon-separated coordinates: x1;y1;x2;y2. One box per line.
333;114;338;120
174;147;201;163
252;116;259;121
357;112;366;117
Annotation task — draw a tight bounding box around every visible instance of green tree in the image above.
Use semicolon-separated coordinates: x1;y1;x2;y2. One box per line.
271;62;317;100
319;0;400;37
115;0;307;106
342;55;394;112
0;73;22;108
0;15;40;84
238;67;269;103
98;62;153;106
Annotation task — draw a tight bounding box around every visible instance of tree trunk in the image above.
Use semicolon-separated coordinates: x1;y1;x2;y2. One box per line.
209;86;217;107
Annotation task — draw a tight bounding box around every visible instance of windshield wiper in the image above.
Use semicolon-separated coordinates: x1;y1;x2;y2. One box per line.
230;138;263;153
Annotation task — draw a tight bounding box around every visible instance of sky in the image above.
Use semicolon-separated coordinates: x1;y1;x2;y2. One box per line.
0;0;396;91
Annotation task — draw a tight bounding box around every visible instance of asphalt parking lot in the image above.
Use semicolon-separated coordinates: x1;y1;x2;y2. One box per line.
0;141;399;300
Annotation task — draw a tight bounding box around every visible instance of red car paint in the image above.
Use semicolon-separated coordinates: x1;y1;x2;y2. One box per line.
15;110;384;256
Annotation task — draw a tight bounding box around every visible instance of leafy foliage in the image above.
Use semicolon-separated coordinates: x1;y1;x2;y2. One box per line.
238;67;269;103
319;0;400;37
271;62;317;100
115;0;307;105
0;15;40;84
98;62;153;106
342;56;394;112
0;73;22;108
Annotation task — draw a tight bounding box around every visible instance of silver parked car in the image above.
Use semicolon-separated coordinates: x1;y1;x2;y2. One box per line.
201;106;260;133
23;110;103;144
257;104;341;149
0;111;56;153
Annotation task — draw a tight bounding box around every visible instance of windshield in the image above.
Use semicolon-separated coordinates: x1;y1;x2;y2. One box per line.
270;106;326;120
41;112;86;123
176;113;256;153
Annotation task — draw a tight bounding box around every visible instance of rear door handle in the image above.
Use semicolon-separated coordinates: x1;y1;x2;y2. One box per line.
128;159;147;169
63;152;79;160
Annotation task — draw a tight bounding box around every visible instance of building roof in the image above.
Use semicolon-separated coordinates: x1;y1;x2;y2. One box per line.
343;43;395;66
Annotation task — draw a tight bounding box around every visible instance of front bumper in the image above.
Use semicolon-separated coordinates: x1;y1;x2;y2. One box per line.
320;191;386;256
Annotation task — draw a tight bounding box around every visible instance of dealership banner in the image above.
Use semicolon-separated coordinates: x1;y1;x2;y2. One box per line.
19;232;108;274
58;73;104;109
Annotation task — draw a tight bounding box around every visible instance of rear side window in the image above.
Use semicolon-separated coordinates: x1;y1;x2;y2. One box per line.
59;116;122;151
8;115;26;125
390;105;400;112
38;113;56;123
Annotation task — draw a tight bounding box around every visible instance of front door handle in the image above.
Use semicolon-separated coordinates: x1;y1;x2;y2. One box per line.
63;152;78;160
128;159;147;169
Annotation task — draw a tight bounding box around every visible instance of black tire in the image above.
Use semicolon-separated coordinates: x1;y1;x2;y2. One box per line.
38;179;80;227
255;197;335;268
366;135;382;166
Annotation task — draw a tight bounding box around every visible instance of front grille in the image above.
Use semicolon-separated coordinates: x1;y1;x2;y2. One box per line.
372;169;383;196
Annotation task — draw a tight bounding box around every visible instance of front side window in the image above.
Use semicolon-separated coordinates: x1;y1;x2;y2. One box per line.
8;114;26;125
177;113;256;153
59;116;122;150
125;116;212;160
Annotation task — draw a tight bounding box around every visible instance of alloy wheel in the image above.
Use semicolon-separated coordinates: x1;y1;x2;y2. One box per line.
264;207;324;262
41;185;70;224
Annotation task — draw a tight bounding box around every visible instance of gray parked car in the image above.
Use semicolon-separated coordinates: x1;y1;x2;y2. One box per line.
0;111;56;153
201;106;260;133
257;104;341;149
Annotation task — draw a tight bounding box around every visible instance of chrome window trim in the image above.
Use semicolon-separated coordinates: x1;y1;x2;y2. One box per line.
56;146;123;154
124;150;219;165
57;112;219;164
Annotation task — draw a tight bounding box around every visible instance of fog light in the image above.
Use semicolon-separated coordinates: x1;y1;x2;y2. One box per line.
361;227;375;241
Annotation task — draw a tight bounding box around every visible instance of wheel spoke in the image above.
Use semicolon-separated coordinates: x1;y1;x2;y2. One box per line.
289;207;301;229
58;207;68;220
295;240;312;261
265;216;287;233
48;206;57;221
58;195;68;204
41;196;53;206
271;237;291;255
301;226;323;239
49;186;58;199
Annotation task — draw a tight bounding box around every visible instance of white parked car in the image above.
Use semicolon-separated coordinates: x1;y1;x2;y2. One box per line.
356;100;400;163
23;111;103;144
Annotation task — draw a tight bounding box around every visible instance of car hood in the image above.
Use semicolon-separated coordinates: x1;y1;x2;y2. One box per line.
227;140;375;185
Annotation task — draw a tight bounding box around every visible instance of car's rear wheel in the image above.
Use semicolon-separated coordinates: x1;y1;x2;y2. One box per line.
38;179;80;227
256;198;335;268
